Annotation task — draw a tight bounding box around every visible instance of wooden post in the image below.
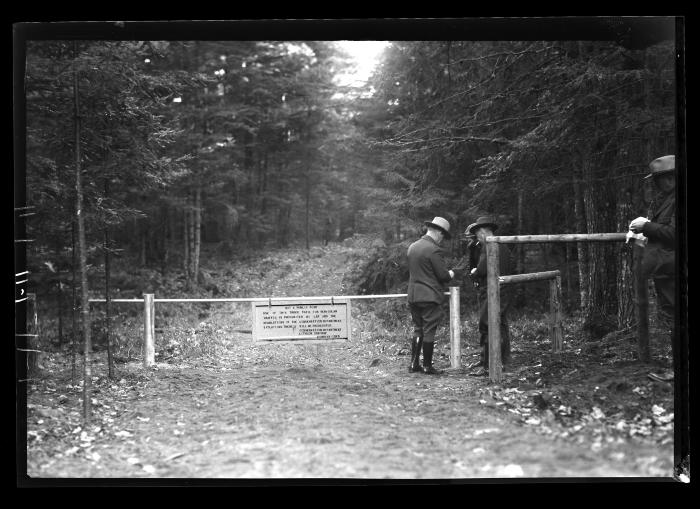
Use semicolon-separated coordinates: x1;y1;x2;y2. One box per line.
486;240;502;383
550;275;563;352
449;286;461;369
27;293;40;377
143;293;155;367
633;245;650;362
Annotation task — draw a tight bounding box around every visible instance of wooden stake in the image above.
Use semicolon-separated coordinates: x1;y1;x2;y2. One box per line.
550;275;563;352
633;245;650;362
143;293;155;367
449;286;461;369
486;240;502;383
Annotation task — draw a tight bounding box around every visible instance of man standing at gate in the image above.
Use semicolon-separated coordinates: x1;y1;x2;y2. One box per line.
629;155;676;382
407;216;456;375
467;216;514;376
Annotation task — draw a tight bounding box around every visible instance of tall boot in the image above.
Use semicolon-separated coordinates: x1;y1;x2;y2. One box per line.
409;335;423;373
480;333;489;367
422;341;442;375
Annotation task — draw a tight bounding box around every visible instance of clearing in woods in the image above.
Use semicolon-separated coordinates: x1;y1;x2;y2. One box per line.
24;243;675;480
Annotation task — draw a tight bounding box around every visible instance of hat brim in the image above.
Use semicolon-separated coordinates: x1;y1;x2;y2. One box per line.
424;221;451;239
468;223;498;235
644;168;675;179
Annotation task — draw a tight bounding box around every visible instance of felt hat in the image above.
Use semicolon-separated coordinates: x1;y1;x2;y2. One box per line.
424;216;452;239
467;216;499;235
644;155;675;179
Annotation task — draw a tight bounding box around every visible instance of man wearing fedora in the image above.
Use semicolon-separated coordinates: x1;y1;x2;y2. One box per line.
467;216;514;375
407;216;456;374
629;155;676;383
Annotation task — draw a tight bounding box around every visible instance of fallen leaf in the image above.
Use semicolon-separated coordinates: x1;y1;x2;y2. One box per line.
591;407;606;419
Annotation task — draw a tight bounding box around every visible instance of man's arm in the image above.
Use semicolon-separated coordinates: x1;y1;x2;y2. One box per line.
429;249;453;283
642;218;675;249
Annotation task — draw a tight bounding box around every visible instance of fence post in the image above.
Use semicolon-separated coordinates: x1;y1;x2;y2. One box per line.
633;245;650;362
27;293;40;377
550;274;563;352
143;293;155;367
449;286;461;369
486;240;502;383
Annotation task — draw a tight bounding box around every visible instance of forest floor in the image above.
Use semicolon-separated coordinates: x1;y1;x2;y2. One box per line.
24;241;679;482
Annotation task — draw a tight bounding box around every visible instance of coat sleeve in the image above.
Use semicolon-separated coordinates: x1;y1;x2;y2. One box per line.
429;248;453;283
642;219;675;249
472;244;511;277
473;250;487;278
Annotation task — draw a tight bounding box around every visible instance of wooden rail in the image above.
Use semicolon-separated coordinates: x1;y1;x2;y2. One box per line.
485;232;643;383
499;270;560;285
486;233;628;244
89;293;451;304
90;291;462;369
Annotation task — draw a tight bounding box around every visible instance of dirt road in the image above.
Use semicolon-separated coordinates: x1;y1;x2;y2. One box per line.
24;244;675;480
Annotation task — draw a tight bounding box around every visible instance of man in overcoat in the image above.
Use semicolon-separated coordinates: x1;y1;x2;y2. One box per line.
468;216;514;375
407;217;456;374
629;155;676;382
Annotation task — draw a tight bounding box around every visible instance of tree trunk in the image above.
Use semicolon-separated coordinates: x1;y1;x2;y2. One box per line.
104;180;115;379
616;189;636;328
516;189;524;274
73;43;92;423
193;186;202;281
572;167;589;312
161;204;169;276
71;218;77;385
183;203;190;284
57;279;64;345
305;173;310;250
140;221;147;267
104;225;114;379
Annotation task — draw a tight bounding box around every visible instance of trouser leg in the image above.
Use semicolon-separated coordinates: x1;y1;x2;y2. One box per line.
500;290;512;364
420;303;443;374
409;304;424;372
478;294;511;366
478;299;489;366
654;277;676;362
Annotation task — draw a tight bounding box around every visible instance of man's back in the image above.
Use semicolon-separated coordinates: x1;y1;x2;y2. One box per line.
407;235;451;304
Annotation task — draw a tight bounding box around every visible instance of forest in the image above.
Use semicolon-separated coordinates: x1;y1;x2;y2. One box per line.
22;36;676;342
17;22;686;481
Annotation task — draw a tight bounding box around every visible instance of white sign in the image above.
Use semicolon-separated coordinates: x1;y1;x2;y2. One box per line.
252;299;351;343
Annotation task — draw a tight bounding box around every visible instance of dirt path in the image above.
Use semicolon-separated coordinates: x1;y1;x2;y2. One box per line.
25;244;675;480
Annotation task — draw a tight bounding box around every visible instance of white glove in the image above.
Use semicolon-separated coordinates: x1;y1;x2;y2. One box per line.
629;216;649;233
470;268;477;275
626;230;647;246
448;270;455;279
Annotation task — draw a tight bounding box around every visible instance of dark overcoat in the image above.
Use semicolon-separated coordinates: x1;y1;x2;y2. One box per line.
407;235;452;304
641;191;675;278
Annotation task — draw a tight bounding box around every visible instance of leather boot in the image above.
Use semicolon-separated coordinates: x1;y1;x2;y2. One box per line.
409;335;423;373
422;341;442;375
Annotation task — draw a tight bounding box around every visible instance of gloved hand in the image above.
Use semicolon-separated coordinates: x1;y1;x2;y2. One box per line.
629;216;649;233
